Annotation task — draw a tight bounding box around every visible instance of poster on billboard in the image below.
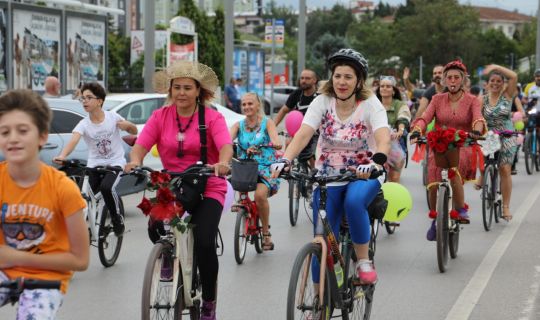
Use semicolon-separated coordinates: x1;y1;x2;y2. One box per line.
130;30;168;65
12;9;61;90
66;15;106;90
0;8;7;91
233;48;247;97
169;42;195;64
248;50;264;96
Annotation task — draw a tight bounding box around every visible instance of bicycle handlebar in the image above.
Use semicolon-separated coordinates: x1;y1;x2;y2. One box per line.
280;167;385;184
58;159;123;174
124;164;215;179
0;278;61;291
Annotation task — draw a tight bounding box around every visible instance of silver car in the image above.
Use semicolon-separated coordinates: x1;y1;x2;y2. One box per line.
263;85;297;115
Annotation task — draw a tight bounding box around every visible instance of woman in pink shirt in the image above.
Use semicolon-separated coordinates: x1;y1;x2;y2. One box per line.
125;61;232;320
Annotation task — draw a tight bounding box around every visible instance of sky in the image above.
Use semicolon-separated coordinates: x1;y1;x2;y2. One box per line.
273;0;538;17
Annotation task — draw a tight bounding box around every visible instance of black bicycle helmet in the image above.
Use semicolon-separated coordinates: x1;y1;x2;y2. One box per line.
534;68;540;76
328;48;369;80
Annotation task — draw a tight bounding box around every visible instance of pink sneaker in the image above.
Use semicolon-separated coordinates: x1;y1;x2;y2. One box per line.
356;260;378;285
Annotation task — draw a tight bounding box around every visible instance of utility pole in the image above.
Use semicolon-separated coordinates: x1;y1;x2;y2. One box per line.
224;0;234;90
143;0;155;93
536;0;540;69
297;0;306;78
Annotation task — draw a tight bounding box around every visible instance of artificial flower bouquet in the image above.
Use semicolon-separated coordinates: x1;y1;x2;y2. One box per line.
427;126;467;168
137;171;192;233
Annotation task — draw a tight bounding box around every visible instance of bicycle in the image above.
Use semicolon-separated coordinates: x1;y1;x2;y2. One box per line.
58;159;125;267
231;144;280;264
288;153;314;226
282;153;386;320
523;105;540;175
479;130;519;231
415;135;480;273
129;165;222;320
0;278;61;306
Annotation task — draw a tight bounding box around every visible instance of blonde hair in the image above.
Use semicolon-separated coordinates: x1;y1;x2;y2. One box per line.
241;92;265;117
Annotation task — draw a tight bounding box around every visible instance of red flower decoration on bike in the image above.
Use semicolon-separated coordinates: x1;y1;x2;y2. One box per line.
427;126;467;153
157;187;175;204
137;197;153;216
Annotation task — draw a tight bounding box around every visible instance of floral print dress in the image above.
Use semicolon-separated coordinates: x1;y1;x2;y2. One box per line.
237;117;280;195
482;94;517;165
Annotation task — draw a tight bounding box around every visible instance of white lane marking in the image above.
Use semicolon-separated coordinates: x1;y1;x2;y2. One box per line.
445;178;540;320
518;265;540;320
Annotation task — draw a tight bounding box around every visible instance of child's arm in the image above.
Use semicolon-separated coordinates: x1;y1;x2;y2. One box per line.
0;210;90;271
53;132;82;164
117;120;138;135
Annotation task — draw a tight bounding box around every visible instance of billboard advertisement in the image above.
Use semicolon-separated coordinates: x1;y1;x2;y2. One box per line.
12;9;61;90
130;30;168;65
66;16;106;90
0;8;7;91
248;50;264;96
169;42;195;64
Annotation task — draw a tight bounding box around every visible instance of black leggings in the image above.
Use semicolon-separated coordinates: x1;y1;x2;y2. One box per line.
147;197;222;302
88;168;122;218
190;198;222;302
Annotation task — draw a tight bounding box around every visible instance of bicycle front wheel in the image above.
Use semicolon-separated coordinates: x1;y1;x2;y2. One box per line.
342;245;373;320
141;242;183;320
524;133;534;175
286;243;331;320
436;186;449;273
481;165;495;232
98;199;124;267
289;179;301;226
234;210;248;264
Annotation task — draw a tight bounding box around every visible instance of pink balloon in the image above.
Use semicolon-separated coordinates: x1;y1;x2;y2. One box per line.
512;112;523;122
516;134;524;145
222;180;235;214
285;110;304;137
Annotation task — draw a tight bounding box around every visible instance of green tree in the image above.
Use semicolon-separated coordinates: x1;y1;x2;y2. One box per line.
307;33;348;78
306;4;355;45
175;0;225;85
477;29;518;67
393;0;482;82
346;19;396;76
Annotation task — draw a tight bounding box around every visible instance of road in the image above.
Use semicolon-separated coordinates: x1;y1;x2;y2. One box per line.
2;155;540;319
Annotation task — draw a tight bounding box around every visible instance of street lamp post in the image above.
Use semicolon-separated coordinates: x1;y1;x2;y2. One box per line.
536;0;540;69
143;0;155;93
298;0;306;78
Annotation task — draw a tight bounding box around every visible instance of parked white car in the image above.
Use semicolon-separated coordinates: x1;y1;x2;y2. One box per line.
263;85;297;115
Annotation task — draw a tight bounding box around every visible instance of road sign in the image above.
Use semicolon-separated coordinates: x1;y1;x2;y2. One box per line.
264;19;284;48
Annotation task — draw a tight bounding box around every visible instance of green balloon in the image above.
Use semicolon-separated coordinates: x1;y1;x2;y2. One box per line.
427;119;435;132
381;182;413;222
514;120;525;131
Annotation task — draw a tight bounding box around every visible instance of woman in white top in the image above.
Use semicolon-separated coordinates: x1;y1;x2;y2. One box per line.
272;49;390;285
54;82;137;236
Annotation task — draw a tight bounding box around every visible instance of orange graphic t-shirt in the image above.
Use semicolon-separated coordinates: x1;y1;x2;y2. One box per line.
0;162;86;293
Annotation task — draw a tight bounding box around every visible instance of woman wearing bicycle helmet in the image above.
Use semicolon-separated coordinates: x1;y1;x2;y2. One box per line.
272;48;391;285
412;60;486;241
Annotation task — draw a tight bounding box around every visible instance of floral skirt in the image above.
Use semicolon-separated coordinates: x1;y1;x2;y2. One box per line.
426;145;481;189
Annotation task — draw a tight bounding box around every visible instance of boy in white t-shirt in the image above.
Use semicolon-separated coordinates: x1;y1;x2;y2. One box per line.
54;82;137;235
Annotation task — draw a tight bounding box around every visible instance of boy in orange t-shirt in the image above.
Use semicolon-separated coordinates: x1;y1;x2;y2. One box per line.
0;90;88;318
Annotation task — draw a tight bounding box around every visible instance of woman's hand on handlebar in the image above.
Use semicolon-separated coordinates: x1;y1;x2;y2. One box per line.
52;155;65;165
124;162;141;173
210;161;230;177
271;158;291;178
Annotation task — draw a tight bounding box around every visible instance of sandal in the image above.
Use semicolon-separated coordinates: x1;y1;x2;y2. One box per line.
502;205;513;222
263;232;274;251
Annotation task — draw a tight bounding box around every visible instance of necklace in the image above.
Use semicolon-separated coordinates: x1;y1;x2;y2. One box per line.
175;106;197;158
245;117;260;131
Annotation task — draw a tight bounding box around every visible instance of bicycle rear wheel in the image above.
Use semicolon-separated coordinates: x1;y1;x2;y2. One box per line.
436;186;449;273
342;245;373;320
289;179;301;226
449;222;460;259
98;199;124;267
524;133;534;175
536;134;540;172
254;215;264;254
141;242;183;320
286;243;331;320
481;165;495;232
234;210;248;264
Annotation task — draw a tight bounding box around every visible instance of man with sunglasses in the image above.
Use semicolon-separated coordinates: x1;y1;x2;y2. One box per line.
53;82;137;236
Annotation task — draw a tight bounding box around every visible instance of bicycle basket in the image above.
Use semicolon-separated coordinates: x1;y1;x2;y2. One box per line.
231;158;259;192
368;190;388;220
